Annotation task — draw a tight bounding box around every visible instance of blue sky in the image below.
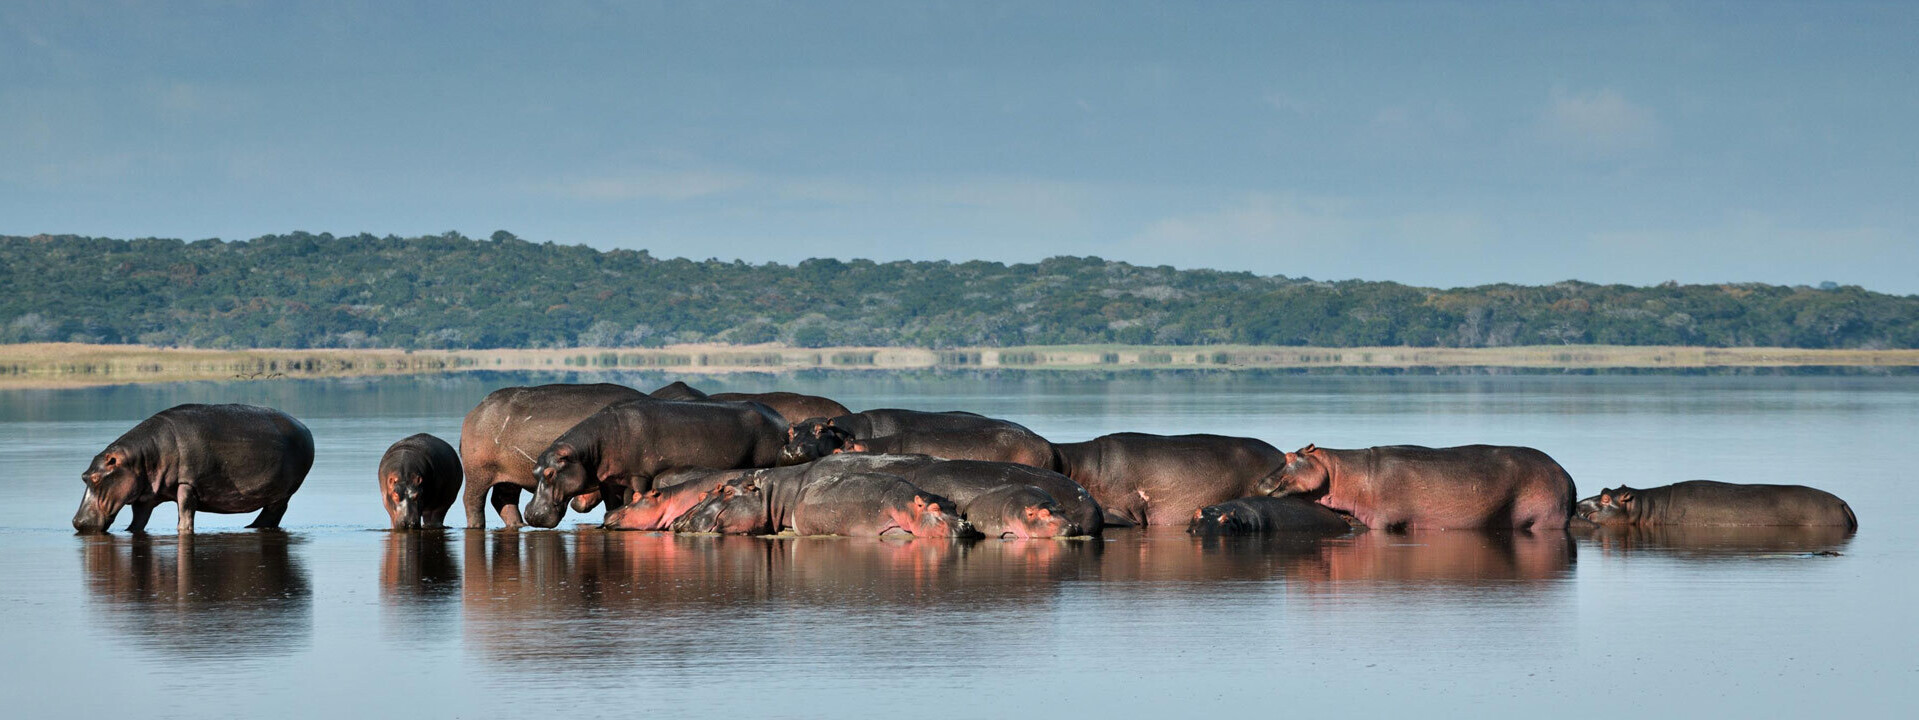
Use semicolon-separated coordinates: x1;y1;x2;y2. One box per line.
4;1;1915;292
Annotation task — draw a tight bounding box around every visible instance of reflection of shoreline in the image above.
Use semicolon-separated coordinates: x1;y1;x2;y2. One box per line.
8;342;1918;388
79;532;313;660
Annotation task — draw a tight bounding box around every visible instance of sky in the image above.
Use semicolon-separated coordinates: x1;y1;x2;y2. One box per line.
4;1;1916;293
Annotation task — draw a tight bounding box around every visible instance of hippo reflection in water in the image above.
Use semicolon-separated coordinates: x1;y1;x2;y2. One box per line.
79;532;313;659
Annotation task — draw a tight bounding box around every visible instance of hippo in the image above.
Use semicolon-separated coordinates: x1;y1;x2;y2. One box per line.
460;383;649;528
602;467;764;531
1186;496;1354;536
378;433;462;530
793;409;1056;468
1258;444;1576;531
73;404;315;534
1575;481;1856;528
523;399;817;528
648;381;709;401
709;391;853;426
678;471;978;538
1051;433;1296;527
888;460;1102;537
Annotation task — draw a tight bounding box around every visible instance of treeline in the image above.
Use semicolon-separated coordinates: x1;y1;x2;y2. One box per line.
3;232;1915;350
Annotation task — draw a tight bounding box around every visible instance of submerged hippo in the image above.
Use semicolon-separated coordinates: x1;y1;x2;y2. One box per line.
1187;496;1354;536
379;433;462;530
676;470;977;538
523;399;817;528
460;383;649;528
73;404;315;534
1259;444;1576;531
1575;481;1856;528
1052;433;1295;527
791;409;1056;469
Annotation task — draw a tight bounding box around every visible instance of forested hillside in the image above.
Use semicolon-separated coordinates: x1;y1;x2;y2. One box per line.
3;232;1913;350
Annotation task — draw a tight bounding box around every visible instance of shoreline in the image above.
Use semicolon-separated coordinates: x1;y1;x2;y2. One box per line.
4;342;1918;389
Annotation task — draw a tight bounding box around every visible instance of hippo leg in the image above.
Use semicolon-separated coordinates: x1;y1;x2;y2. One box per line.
125;502;155;533
463;476;492;528
248;500;289;529
423;506;449;528
176;485;198;534
490;484;525;528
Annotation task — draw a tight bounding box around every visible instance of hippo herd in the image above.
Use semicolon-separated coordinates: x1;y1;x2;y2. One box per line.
72;382;1859;540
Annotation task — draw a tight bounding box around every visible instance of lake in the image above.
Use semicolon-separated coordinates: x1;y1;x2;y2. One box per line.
1;370;1913;717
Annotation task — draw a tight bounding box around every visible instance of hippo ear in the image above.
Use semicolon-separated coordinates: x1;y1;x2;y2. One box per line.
1616;490;1634;504
926;502;943;515
645;489;662;500
1300;443;1317;454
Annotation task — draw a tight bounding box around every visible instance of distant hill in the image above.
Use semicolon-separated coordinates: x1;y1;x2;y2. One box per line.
3;232;1914;350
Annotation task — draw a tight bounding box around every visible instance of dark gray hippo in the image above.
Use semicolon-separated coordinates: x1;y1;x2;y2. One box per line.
1575;481;1856;528
379;433;462;530
1186;496;1354;536
74;404;314;534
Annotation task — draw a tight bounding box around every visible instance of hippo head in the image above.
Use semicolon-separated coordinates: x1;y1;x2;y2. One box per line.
779;419;852;465
1575;487;1638;525
73;446;146;534
382;471;427;530
1187;505;1242;536
896;494;979;538
524;442;594;528
605;487;688;531
1258;444;1330;497
1001;502;1078;539
670;483;768;534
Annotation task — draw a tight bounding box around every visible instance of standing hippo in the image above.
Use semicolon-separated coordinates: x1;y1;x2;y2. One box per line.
1258;444;1576;531
892;460;1102;537
1052;433;1295;527
1575;481;1856;528
795;409;1055;468
710;391;852;426
679;471;978;538
523;399;817;528
1186;496;1354;536
379;434;462;530
73;404;314;534
460;383;649;528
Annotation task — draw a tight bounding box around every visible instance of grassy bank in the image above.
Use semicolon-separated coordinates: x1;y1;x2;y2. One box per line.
4;343;1919;389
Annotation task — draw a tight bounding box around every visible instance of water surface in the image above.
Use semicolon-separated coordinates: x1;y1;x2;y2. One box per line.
1;371;1912;716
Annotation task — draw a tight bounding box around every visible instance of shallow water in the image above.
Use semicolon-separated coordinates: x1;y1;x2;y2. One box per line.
1;371;1913;716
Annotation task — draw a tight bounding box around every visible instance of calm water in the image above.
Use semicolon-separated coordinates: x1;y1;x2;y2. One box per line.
1;371;1914;717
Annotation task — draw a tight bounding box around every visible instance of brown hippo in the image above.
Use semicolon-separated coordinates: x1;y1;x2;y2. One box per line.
888;459;1101;538
378;433;462;530
73;404;314;534
460;383;649;528
791;409;1056;469
523;399;818;528
677;471;978;538
1187;496;1355;536
1258;444;1576;531
710;391;853;426
601;467;763;531
648;381;710;400
1575;481;1856;528
1051;433;1294;527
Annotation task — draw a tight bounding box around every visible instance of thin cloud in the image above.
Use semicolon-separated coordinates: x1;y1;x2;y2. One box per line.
1537;85;1661;153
